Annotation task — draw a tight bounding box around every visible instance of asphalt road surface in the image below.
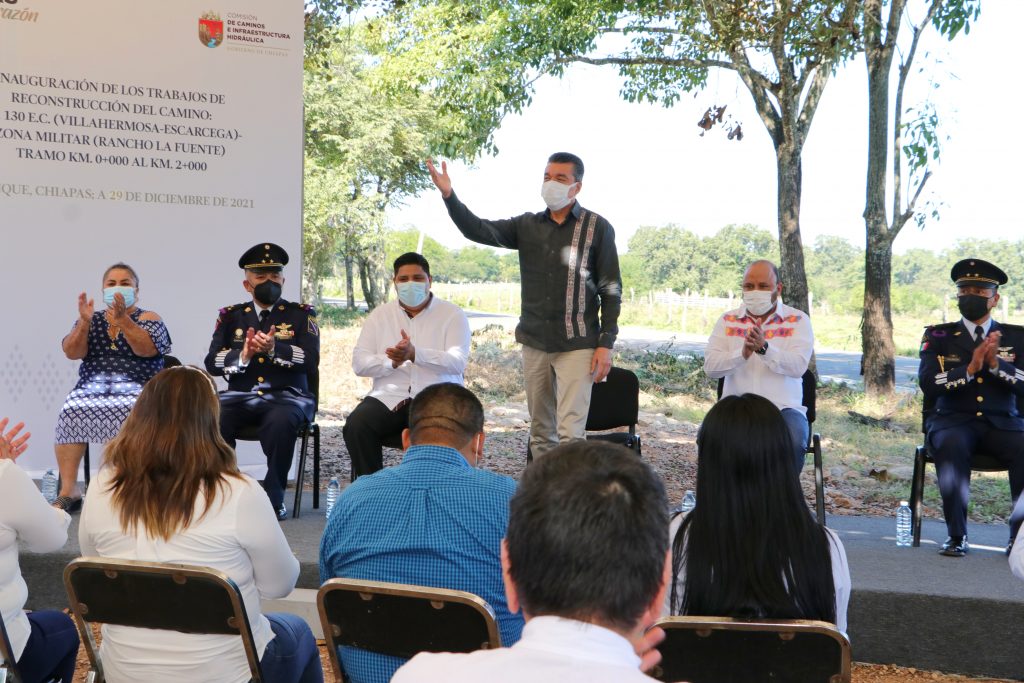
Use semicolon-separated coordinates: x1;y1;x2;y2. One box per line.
464;311;921;391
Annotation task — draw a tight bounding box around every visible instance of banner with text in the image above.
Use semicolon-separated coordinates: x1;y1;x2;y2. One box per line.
1;1;304;474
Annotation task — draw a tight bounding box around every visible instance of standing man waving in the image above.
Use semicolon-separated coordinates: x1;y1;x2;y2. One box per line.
427;154;622;458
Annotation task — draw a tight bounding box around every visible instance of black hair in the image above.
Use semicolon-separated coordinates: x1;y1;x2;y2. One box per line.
103;262;140;287
408;382;483;448
506;441;668;632
393;252;431;277
547;152;584;182
670;394;836;623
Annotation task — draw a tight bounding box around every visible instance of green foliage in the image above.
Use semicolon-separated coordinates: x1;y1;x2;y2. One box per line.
616;345;716;401
315;305;366;328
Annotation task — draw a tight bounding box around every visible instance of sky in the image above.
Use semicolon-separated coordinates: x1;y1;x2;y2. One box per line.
387;2;1024;257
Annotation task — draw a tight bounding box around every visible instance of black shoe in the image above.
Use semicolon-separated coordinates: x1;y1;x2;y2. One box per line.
275;504;288;521
939;535;968;557
1008;538;1015;557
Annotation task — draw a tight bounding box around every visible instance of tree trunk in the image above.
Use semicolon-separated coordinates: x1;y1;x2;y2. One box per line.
357;246;390;310
861;19;898;397
776;140;810;316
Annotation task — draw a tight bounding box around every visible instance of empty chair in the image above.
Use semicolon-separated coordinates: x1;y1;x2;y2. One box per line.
651;616;851;683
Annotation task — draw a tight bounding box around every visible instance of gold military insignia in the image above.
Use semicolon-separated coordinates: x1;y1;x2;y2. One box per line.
235;328;243;337
278;305;285;310
938;356;945;373
953;331;961;336
944;355;961;363
274;323;295;339
998;346;1016;361
244;306;252;313
308;316;319;337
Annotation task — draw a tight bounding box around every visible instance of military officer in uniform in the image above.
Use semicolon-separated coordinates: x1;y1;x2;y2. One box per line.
918;258;1024;557
204;243;319;520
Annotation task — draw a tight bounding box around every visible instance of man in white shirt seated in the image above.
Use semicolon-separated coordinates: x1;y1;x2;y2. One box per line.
391;440;670;683
704;259;814;475
344;252;472;478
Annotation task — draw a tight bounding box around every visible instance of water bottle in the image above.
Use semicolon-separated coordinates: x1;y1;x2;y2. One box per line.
896;500;912;547
680;490;697;514
325;477;340;519
41;469;58;504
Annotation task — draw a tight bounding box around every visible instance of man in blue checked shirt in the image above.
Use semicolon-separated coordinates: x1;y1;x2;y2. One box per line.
319;383;522;682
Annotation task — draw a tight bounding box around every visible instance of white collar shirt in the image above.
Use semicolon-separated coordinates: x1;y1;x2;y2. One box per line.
704;300;814;414
391;616;653;683
352;295;472;409
961;316;992;340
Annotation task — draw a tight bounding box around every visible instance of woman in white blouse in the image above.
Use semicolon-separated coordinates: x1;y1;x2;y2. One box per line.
78;366;322;683
0;418;78;682
665;394;851;634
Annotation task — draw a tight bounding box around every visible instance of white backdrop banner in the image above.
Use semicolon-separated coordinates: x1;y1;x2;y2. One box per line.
0;1;305;476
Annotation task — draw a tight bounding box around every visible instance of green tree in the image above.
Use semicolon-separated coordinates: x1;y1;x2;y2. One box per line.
860;0;980;394
362;0;862;316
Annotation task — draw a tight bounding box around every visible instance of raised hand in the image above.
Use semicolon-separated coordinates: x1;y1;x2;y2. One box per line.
0;417;30;461
743;323;765;359
385;329;415;368
984;330;1002;370
78;292;94;323
426;158;452;198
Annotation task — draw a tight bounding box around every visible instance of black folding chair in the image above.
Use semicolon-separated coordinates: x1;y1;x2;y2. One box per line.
81;354;181;490
526;366;642;463
0;612;24;683
64;557;264;683
717;369;825;525
235;365;321;518
317;578;500;683
651;616;851;683
908;393;1015;546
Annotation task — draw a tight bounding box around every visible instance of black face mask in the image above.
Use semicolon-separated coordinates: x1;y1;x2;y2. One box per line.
252;280;282;306
957;294;991;322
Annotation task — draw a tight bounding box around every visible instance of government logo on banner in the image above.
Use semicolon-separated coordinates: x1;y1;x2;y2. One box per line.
198;11;224;48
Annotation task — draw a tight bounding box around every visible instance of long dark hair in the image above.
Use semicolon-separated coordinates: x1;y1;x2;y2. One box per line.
670;394;836;622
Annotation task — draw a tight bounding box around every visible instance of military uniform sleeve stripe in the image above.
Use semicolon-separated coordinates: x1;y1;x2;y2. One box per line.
935;372;947;385
214;349;228;368
292;347;305;365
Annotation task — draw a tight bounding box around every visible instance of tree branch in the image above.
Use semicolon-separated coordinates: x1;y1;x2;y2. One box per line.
893;169;931;239
563;54;735;75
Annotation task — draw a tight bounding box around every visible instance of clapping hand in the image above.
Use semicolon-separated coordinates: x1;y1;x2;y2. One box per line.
633;626;666;674
241;326;277;363
426;159;452;199
108;291;130;326
743;323;765;359
385;329;415;368
78;292;94;323
0;418;30;461
968;331;1001;375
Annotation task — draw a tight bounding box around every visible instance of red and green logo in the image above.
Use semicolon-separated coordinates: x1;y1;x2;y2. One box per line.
199;11;223;48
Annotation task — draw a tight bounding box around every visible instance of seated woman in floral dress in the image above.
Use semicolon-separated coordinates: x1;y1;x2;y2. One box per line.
53;263;171;510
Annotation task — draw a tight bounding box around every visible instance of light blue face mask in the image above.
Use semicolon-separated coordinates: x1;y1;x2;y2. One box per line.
103;286;136;308
396;281;429;308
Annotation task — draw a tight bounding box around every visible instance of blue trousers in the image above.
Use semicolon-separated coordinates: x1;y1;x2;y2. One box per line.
260;612;323;683
781;408;810;477
928;420;1024;539
16;610;79;683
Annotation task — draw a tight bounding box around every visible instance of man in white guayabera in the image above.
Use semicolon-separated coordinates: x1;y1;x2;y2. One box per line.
704;260;814;476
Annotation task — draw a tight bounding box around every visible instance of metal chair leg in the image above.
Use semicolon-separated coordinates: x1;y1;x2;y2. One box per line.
313;425;321;510
812;434;825;526
911;446;926;547
292;426;311;519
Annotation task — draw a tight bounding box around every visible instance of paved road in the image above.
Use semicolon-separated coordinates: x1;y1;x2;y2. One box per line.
463;310;921;391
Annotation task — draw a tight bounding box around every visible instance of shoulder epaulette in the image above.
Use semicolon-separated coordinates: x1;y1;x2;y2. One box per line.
293;302;317;314
925;322;958;332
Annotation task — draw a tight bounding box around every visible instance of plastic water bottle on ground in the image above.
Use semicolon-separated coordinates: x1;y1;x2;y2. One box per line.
41;469;58;504
896;500;912;547
680;490;697;514
325;476;340;519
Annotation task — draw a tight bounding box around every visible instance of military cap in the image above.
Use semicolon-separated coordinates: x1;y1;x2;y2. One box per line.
950;258;1008;289
239;243;288;270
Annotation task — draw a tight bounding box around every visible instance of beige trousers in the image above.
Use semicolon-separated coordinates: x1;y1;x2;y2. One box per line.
522;346;595;458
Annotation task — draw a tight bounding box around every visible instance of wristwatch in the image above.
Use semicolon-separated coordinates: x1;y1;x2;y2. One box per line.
755;342;768;356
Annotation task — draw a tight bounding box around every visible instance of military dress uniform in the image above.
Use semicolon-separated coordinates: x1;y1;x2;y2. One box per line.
203;244;320;516
918;259;1024;554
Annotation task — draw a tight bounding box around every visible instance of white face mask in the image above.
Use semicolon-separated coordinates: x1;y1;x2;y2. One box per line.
541;180;576;211
396;281;429;308
743;290;775;316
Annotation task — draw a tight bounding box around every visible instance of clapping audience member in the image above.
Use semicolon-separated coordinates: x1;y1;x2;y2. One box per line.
78;367;322;683
0;418;79;682
322;383;521;683
53;263;172;511
666;394;850;634
392;441;669;682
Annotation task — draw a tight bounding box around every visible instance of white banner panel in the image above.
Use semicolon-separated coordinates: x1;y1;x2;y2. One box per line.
0;1;305;476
